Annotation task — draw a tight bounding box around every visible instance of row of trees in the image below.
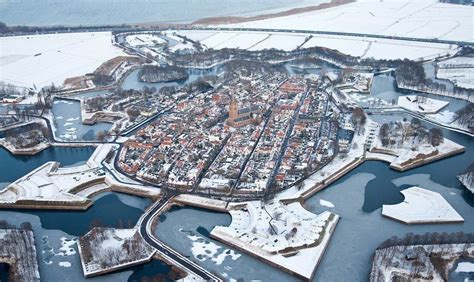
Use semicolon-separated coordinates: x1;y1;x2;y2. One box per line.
377;232;474;249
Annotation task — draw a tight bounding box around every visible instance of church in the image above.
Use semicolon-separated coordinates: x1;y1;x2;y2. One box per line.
227;95;261;128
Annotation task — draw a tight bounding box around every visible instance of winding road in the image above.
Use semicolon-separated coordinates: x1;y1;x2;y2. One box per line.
136;195;222;281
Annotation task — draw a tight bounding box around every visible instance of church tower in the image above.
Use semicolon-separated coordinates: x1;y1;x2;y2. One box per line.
229;95;238;121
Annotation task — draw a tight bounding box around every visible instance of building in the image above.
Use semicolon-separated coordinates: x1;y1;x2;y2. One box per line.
227;95;261;128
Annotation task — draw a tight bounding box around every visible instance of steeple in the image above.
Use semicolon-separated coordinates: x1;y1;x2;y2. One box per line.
229;94;238;120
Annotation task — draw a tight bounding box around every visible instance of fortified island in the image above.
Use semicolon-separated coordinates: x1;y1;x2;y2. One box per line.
0;2;473;281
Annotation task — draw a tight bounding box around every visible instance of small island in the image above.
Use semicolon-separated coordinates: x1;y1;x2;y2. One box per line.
370;232;474;281
77;227;155;277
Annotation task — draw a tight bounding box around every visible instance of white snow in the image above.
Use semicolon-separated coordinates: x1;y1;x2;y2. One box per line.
397;95;449;114
59;261;72;268
248;34;306;51
437;68;474;90
187;234;240;265
211;201;340;280
437;57;474;89
173;29;457;59
455;262;474;273
319;199;335;208
125;34;166;47
222;1;473;42
58;237;77;256
302;35;457;60
382;186;464;224
0;32;126;89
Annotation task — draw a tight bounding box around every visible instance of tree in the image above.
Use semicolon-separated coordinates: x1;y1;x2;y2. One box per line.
352;107;367;133
96;131;106;142
126;108;140;122
410;117;421;129
429;128;443;146
20;222;33;230
379;123;390;146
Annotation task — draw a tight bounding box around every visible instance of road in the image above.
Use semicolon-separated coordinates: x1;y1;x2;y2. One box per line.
188;27;474;47
137;196;222;281
265;88;308;197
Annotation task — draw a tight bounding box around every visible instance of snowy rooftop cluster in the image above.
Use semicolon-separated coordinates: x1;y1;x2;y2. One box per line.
382;186;464;224
212;200;339;280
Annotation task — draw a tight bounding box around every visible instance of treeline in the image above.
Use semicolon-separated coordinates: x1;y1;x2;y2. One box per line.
377;232;474;249
0;21;130;35
0;220;32;230
455;103;474;129
169;43;448;71
138;65;188;83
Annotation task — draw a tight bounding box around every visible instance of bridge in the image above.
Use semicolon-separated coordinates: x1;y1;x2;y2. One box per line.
136;195;222;281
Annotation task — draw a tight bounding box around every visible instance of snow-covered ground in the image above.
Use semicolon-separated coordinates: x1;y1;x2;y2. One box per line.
0;144;160;206
371;243;474;281
304;35;457;60
78;227;155;277
397;95;449;114
437;57;474;89
221;1;473;42
382;186;464;224
248;34;307;51
0;32;126;89
173;30;457;60
212;200;339;280
125;34;166;47
187;234;240;265
437;68;474;89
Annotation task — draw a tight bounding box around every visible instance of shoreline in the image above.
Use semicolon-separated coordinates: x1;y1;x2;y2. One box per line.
191;0;354;25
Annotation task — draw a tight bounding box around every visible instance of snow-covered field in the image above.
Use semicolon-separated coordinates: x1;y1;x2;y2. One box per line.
382;186;464;224
173;30;458;60
249;34;307;51
221;1;473;42
0;32;125;89
212;201;340;280
125;34;166;47
398;95;449;114
437;57;474;89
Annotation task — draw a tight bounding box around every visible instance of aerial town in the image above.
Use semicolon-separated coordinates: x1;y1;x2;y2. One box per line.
0;0;473;281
